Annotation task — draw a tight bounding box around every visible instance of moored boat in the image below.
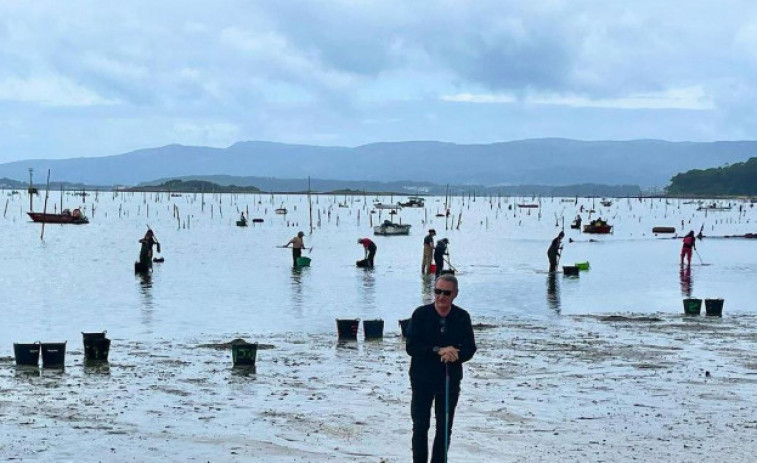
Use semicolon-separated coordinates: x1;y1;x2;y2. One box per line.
517;204;539;208
399;196;425;208
583;218;612;234
373;221;411;236
374;203;401;210
27;208;89;224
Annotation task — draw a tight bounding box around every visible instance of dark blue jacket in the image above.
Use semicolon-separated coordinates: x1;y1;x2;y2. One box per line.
406;303;476;387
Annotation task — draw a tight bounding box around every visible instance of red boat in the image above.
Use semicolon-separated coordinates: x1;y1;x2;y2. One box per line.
27;208;89;224
583;219;612;234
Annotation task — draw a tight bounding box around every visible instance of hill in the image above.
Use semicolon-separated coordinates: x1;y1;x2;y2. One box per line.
667;157;757;196
0;139;754;187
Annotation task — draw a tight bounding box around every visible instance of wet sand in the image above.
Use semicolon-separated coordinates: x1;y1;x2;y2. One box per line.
2;313;757;462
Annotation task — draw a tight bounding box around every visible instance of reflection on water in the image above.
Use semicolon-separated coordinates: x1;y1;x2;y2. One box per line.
290;266;305;311
420;275;434;305
679;265;693;298
137;273;154;331
14;366;41;378
83;362;111;375
547;273;560;312
361;270;376;309
230;365;257;378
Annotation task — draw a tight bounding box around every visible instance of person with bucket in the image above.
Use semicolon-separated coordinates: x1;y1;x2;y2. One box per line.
422;229;436;275
138;229;160;271
357;237;377;268
406;274;477;463
680;230;696;267
433;238;449;277
547;231;564;273
282;231;306;266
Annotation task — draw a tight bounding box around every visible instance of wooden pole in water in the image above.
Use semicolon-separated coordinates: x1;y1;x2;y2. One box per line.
308;176;313;234
40;169;51;240
28;168;34;212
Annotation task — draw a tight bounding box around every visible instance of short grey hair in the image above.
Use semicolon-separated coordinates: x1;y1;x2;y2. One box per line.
435;274;458;290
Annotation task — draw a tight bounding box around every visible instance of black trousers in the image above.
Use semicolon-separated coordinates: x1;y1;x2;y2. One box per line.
367;246;376;267
411;381;460;463
434;255;445;277
292;248;302;266
548;253;558;273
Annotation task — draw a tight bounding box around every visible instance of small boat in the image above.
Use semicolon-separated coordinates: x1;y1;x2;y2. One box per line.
570;216;582;229
697;203;732;211
517;204;539;208
251;218;264;224
652;226;676;234
373;221;411;236
170;193;182;197
399;196;425;208
27;208;89;224
236;219;248;227
600;200;612;207
560;198;574;203
583;219;612;234
275;208;287;215
373;203;401;210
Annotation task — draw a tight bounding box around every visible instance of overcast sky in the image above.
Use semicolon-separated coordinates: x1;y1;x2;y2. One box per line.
1;1;756;163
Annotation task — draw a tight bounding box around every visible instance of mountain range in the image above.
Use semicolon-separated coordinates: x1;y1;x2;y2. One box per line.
0;139;755;188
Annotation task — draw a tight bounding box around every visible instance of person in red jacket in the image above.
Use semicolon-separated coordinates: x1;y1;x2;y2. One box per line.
680;230;696;267
357;238;377;268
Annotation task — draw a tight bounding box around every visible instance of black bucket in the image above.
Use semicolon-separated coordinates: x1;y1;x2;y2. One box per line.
683;298;702;316
356;259;370;268
399;319;411;337
562;266;579;276
363;319;384;340
41;342;66;368
231;342;258;367
336;318;360;340
83;336;111;362
705;298;724;317
13;342;40;367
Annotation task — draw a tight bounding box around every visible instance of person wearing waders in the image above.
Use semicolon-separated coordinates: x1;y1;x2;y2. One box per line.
357;237;377;268
433;238;449;277
283;231;306;266
547;231;564;273
422;229;436;275
406;274;477;463
680;230;696;267
138;229;159;270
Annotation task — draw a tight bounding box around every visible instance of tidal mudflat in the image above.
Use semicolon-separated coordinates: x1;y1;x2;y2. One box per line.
2;312;756;462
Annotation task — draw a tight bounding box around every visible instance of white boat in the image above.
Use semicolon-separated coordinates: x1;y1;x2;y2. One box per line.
373;221;411;236
275;208;287;214
373;203;401;210
399;196;425;207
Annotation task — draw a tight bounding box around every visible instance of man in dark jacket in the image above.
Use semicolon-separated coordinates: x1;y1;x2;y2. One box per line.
433;238;449;277
406;274;477;462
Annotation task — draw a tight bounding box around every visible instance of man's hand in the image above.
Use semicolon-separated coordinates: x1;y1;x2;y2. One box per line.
438;346;459;363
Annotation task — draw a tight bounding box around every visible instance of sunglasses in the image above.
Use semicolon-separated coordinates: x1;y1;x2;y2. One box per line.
434;288;453;296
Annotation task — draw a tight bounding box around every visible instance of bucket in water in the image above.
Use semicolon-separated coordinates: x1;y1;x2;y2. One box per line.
356;259;370;268
336;318;360;340
429;264;437;274
399;318;411;337
562;265;579;276
683;298;702;316
575;261;590;271
231;342;258;367
705;298;724;317
363;319;384;340
296;256;311;267
41;342;66;368
13;342;40;367
83;332;111;362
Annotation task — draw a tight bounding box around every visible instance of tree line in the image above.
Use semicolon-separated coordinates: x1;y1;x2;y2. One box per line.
666;157;757;196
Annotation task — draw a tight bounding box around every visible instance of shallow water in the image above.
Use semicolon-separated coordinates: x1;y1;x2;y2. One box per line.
2;191;757;461
2;192;755;343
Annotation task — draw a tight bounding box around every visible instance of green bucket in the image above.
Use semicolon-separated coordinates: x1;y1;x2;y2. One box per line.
296;256;311;267
683;298;702;316
575;261;590;271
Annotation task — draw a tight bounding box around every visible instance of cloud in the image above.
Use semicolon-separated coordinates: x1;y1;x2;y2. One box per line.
0;1;756;163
